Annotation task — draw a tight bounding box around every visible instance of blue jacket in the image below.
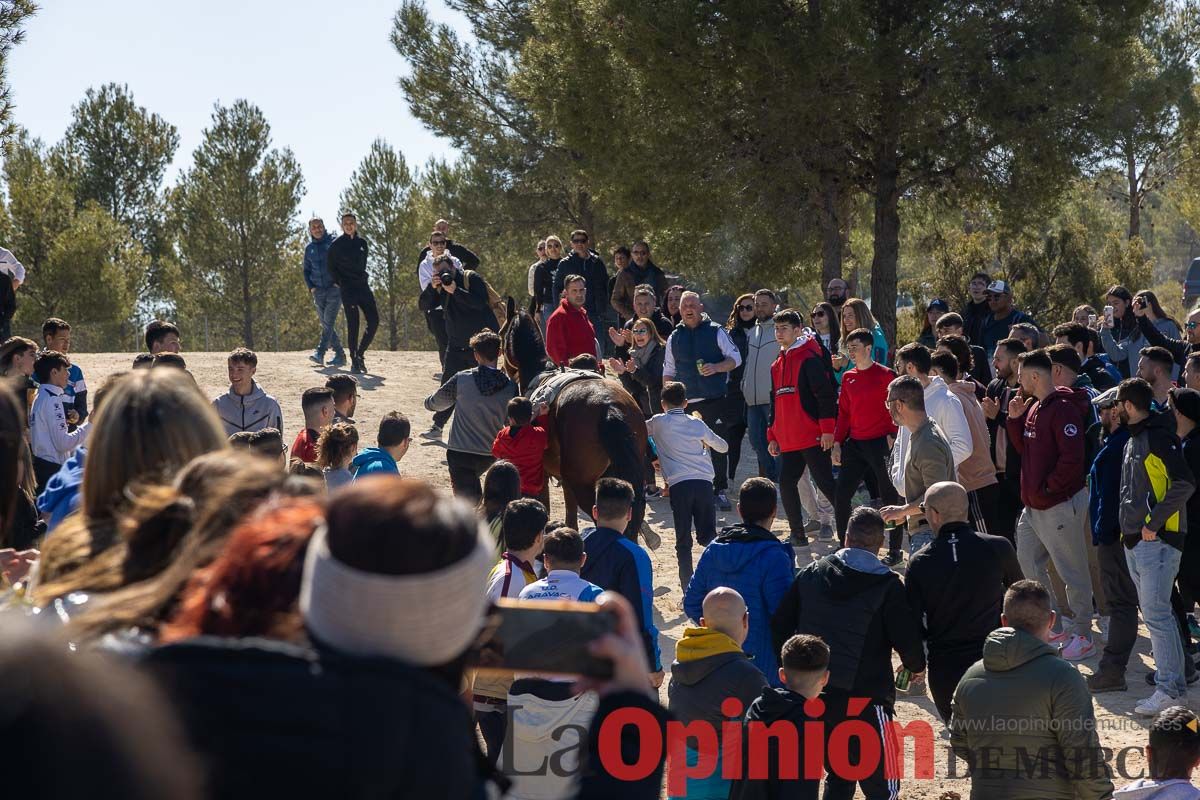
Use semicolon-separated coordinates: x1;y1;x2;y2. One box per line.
303;233;336;290
684;523;795;686
1088;425;1130;545
350;447;398;478
37;446;86;532
669;318;728;400
580;526;661;671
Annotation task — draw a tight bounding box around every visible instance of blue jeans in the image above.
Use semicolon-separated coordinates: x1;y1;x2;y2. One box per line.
745;404;778;482
1127;538;1187;697
312;286;343;355
909;528;933;555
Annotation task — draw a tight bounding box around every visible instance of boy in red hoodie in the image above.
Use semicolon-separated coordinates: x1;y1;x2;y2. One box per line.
767;309;838;547
545;274;599;367
492;396;550;506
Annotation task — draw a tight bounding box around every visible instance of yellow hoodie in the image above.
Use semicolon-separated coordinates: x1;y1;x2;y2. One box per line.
675;626;744;663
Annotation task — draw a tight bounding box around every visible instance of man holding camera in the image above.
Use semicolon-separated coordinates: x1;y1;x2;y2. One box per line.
417;220;480;369
418;253;500;439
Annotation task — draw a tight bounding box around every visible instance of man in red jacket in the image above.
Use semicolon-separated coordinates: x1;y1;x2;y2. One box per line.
1004;348;1096;661
767;309;838;547
545;274;599;367
832;327;900;542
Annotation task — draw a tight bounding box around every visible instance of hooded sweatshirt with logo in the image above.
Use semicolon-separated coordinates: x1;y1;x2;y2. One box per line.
950;627;1113;800
1004;385;1089;510
768;334;837;452
211;381;284;437
683;523;794;685
1120;409;1195;551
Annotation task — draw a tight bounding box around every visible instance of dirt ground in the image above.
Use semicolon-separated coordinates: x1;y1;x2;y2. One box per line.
75;349;1172;797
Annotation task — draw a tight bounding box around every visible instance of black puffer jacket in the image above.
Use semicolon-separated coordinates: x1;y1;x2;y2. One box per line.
770;549;925;710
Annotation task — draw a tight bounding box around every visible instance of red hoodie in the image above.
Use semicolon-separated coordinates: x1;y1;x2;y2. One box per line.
1004;386;1088;510
491;424;549;495
545;299;597;367
767;335;837;452
834;362;897;443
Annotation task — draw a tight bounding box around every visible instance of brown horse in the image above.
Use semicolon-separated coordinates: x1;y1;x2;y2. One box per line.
499;298;648;539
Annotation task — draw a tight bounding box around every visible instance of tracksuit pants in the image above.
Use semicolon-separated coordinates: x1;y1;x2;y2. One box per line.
669;478;716;588
822;690;900;800
779;446;836;539
834;436;899;541
342;286;379;358
1015;488;1094;639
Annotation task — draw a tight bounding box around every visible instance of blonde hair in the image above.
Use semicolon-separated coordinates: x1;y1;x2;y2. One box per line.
81;369;228;521
317;422;359;469
839;298;878;337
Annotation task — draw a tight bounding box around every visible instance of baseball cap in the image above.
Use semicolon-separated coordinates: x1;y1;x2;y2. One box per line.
1092;386;1120;410
927;298;949;312
985;280;1011;295
1171;387;1200;426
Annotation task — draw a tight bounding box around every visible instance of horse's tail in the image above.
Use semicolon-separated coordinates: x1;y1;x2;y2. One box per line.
598;405;646;538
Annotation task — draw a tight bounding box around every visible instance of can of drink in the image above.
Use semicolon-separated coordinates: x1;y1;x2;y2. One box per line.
696;359;706;373
895;667;913;691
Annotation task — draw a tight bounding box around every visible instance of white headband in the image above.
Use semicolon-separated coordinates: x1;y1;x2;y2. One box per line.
300;521;495;666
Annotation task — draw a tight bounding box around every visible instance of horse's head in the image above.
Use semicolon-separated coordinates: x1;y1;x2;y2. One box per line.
499;296;550;393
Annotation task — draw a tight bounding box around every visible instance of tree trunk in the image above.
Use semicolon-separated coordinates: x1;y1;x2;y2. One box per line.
385;243;399;350
871;157;901;350
1126;144;1140;240
816;172;843;287
241;261;254;349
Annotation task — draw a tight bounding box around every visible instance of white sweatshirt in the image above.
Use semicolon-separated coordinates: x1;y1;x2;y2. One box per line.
31;384;89;464
889;376;972;492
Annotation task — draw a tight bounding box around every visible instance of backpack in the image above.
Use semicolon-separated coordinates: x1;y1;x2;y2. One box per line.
461;270;507;328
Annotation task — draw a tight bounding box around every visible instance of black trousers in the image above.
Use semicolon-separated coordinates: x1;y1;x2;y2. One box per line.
342;287;380;357
446;449;494;504
822;690;899;800
434;346;477;428
929;648;982;723
1096;540;1139;677
424;306;449;367
968;482;1001;537
779;446;836;538
685;396;729;491
834;436;899;540
669;479;717;588
33;456;60;496
992;474;1023;545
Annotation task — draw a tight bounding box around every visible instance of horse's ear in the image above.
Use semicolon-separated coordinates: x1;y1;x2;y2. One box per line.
507;295;516;319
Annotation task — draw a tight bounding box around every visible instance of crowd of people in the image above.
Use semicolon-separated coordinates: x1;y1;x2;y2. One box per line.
3;216;1200;799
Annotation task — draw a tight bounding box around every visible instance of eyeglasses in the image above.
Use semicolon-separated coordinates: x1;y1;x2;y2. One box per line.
738;304;754;312
632;328;650;335
571;238;587;244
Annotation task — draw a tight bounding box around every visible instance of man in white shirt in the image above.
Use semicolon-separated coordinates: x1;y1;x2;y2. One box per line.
889;343;972;491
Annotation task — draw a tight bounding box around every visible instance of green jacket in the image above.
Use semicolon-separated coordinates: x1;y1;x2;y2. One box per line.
950;627;1113;800
1119;409;1195;551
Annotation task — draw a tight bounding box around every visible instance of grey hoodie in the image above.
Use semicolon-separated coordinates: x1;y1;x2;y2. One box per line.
212;381;284;436
424;365;516;456
1115;780;1200;800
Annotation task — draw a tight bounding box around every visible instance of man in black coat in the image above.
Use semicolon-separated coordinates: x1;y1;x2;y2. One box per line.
417;219;480;369
904;481;1023;722
417;255;499;439
553;229;612;352
770;506;925;800
326;213;379;374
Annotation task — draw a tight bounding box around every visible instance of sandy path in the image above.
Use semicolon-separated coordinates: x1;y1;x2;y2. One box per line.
74;349;1167;796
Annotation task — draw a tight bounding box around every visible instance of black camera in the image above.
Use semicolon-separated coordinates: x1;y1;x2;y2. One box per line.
439;269;455;287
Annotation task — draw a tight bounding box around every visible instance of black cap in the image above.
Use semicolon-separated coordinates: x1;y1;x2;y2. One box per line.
1171;387;1200;426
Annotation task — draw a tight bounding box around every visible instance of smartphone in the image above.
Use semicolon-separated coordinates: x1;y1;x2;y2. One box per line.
1104;305;1115;327
469;598;616;679
1088;313;1098;327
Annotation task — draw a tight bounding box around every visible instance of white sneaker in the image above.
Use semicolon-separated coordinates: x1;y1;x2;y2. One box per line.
1135;688;1179;716
1061;634;1096;661
420;425;443;440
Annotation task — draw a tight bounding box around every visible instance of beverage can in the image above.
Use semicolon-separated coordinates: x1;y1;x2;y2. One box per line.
895;667;912;691
696;359;706;372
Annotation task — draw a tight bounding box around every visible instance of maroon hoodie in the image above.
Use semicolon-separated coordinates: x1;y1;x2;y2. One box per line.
1004;386;1089;510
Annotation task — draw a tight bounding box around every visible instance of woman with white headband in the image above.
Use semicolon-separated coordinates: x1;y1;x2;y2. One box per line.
146;475;670;799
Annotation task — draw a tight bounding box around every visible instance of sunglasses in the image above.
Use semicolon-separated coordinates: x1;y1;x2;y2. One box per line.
812;311;826;318
632;328;650;335
547;243;561;249
738;304;754;312
571;238;588;244
1188;322;1199;331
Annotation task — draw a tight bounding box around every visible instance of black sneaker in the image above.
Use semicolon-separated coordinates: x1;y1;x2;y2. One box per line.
1087;670;1127;693
789;532;810;548
351;356;365;374
880;551;903;568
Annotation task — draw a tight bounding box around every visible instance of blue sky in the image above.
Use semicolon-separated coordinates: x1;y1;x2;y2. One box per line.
8;0;462;223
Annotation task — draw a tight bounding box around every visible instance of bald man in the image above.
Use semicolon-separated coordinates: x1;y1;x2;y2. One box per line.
905;481;1024;722
668;587;768;799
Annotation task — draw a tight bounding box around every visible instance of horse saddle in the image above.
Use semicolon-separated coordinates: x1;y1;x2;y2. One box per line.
528;368;602;410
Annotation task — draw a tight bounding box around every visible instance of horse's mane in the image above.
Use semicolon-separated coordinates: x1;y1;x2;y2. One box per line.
505;307;553;392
